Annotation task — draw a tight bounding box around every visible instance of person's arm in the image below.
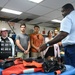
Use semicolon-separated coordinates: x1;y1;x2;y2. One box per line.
42;36;45;44
16;39;25;52
31;38;39;50
48;31;68;45
39;31;68;51
8;37;15;57
26;41;30;51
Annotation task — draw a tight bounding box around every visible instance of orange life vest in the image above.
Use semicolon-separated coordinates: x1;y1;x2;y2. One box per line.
2;58;44;75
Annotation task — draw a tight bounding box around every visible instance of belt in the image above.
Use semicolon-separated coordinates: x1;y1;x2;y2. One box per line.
66;44;75;47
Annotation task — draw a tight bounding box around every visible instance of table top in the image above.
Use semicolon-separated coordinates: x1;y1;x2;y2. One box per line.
19;65;75;75
0;65;75;75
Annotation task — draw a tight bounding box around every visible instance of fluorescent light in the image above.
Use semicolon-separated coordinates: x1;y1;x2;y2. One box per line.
29;0;43;3
51;19;61;23
1;8;22;15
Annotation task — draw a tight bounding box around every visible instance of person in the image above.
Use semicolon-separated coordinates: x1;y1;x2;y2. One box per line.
0;28;15;59
42;30;60;60
42;30;53;58
53;29;62;46
53;29;59;37
39;3;75;67
16;24;30;59
30;25;44;58
54;29;64;63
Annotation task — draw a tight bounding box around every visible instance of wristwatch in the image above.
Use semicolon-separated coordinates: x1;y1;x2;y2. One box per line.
46;43;50;47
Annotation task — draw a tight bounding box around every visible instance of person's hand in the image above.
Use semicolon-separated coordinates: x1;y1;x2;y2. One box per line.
39;44;47;52
36;47;40;52
24;50;29;54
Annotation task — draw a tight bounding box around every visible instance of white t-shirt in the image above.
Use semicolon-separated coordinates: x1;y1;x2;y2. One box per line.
45;37;53;43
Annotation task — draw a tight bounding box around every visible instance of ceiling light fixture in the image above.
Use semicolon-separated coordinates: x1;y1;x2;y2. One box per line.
51;19;61;23
1;8;22;15
29;0;43;3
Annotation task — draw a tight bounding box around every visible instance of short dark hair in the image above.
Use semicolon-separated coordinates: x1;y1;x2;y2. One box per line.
34;25;40;28
62;3;74;10
20;24;26;27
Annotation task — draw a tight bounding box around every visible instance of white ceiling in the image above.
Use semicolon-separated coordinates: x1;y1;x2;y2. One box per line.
0;0;75;28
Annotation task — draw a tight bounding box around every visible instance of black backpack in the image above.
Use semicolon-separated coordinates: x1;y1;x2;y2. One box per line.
0;58;15;69
42;58;66;74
